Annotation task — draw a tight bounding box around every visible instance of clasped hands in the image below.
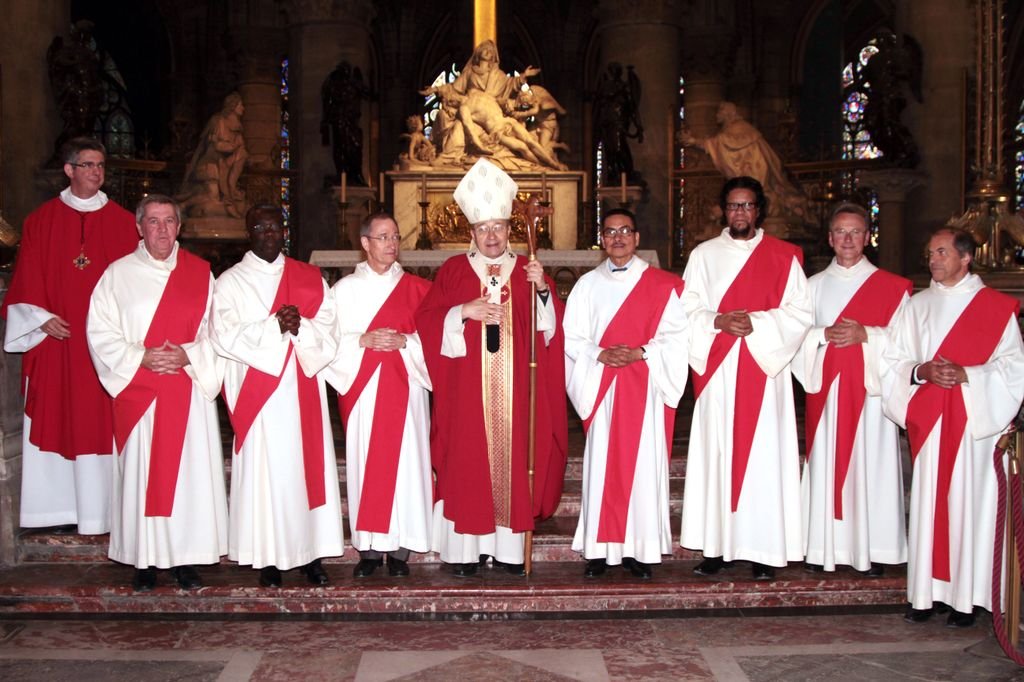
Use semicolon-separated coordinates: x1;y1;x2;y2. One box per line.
141;340;190;374
360;328;406;351
917;355;968;389
276;304;301;336
598;344;643;367
823;317;867;347
461;260;549;325
714;310;753;337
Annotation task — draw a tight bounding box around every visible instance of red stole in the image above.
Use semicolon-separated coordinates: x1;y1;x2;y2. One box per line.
690;236;803;512
339;273;430;533
804;269;911;519
581;267;683;543
112;250;210;517
905;286;1019;582
226;258;328;510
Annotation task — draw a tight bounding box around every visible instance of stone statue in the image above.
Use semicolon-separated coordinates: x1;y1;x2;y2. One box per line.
46;21;104;163
861;29;923;168
508;85;570;158
178;92;249;219
593;62;644;184
415;40;567;171
679;101;809;225
400;115;436;165
321;60;371;185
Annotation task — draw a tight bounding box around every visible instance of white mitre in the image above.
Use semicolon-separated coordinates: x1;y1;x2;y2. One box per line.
453;158;518;225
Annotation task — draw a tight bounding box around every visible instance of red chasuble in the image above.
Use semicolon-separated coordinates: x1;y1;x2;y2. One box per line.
581;268;684;543
416;254;568;535
690;235;803;512
111;250;210;517
226;257;329;511
804;269;911;519
905;286;1019;582
339;273;430;532
1;198;137;458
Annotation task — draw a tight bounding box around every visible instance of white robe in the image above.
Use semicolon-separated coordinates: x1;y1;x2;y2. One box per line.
792;257;908;571
87;242;228;569
884;273;1024;613
564;259;688;565
4;190;116;534
213;252;344;570
680;228;812;566
323;261;433;555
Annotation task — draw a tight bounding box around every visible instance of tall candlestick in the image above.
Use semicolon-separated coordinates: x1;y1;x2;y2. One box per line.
379;172;386;204
541;171;548;201
420;173;427;203
620;172;627;203
341;172;347;203
582;172;589;202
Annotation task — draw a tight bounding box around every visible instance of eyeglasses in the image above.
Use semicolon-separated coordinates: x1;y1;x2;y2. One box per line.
473;224;508;234
365;234;402;243
830;229;866;239
601;226;635;238
250;223;282;233
69;162;106;170
724;201;757;212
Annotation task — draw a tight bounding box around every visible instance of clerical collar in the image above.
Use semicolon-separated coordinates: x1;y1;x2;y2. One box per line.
607;256;635;273
60;187;108;212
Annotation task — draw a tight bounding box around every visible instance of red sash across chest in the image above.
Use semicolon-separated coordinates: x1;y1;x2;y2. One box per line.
804;269;910;520
691;236;802;512
227;258;328;511
339;274;429;533
905;286;1019;582
582;267;683;543
112;250;210;517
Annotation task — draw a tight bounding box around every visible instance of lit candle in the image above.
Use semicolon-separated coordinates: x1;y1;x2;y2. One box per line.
420;173;427;203
620;172;627;204
341;171;347;203
379;172;386;204
541;171;547;201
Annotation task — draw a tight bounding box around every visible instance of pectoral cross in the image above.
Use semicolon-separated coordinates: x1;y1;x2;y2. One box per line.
73;251;91;270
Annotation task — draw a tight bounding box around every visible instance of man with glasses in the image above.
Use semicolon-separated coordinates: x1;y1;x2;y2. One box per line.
2;137;137;536
680;175;812;581
212;204;342;588
324;212;433;579
564;209;688;580
416;159;567;577
792;202;910;579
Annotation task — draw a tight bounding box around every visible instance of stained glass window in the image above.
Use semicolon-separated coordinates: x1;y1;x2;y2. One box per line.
1015;98;1024;209
841;40;882;160
422;64;461;142
280;56;291;253
80;30;135;157
677;76;686;254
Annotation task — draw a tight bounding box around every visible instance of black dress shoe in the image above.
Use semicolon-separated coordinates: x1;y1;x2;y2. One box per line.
946;609;976;628
171;565;202;590
864;562;885;578
353;558;383;578
452;562;478;577
751;563;775;580
584;558;607;578
388;557;410;577
493;559;527;576
904;605;934;623
302;559;329;585
694;556;726;576
132;567;157;592
50;524;78;535
259;566;282;588
622;557;653;579
803;562;824;573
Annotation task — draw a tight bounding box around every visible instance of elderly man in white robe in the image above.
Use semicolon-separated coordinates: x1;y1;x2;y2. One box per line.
680;176;812;581
212;204;343;588
324;212;432;579
87;194;227;592
564;208;688;580
793;202;911;577
885;227;1024;628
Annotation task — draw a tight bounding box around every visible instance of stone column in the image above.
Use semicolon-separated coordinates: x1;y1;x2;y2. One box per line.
228;28;288;170
282;0;376;258
860;168;927;276
679;32;735;141
594;0;686;266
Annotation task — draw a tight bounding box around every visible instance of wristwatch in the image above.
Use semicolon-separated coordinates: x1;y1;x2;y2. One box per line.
640;346;649;361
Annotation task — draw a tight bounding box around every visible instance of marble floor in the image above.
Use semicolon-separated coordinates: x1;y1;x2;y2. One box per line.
2;611;1023;681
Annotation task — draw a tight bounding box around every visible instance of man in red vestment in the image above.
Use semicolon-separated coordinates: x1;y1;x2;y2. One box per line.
416;159;568;577
2;137;137;535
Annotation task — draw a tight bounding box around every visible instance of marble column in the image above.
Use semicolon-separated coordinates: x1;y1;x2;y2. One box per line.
282;0;376;258
594;0;686;266
860;168;927;276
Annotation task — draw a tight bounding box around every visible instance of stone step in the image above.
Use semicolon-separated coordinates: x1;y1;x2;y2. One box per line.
0;560;905;618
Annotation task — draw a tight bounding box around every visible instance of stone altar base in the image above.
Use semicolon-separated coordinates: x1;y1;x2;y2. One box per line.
181;216;247;241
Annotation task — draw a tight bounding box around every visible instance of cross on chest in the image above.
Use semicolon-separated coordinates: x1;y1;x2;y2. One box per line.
73;252;91;270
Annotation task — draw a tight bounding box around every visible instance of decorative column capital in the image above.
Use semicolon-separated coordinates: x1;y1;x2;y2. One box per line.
859;168;928;202
278;0;376;26
594;0;690;28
